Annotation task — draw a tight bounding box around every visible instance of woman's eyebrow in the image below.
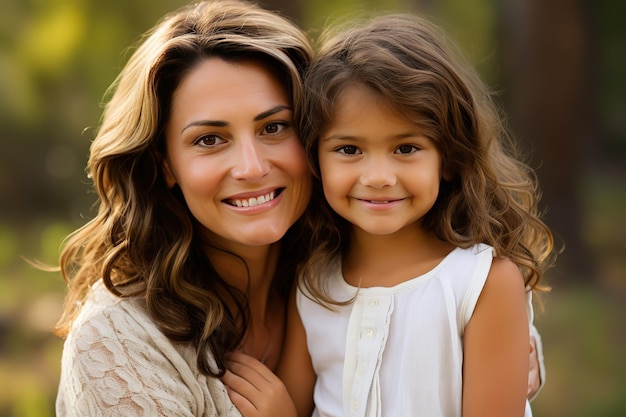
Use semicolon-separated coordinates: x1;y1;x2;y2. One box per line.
181;105;292;133
253;105;292;121
182;119;227;133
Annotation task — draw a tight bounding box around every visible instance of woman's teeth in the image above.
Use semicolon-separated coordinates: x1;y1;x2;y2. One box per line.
231;191;276;207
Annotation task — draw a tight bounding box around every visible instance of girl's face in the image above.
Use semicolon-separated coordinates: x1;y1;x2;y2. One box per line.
163;58;311;249
318;84;447;237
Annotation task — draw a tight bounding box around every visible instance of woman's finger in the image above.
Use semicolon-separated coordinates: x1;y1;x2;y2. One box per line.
226;360;267;392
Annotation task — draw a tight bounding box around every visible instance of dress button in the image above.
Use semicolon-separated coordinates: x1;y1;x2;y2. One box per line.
369;298;379;307
364;328;375;339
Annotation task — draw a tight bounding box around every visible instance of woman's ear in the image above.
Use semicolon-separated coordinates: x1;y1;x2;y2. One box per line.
161;156;177;188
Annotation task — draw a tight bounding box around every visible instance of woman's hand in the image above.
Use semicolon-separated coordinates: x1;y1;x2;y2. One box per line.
527;335;541;399
223;351;297;417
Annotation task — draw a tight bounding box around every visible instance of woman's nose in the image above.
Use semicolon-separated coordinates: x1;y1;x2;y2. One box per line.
231;138;271;180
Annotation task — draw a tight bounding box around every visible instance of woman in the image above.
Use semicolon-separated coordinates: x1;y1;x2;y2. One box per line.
54;1;311;415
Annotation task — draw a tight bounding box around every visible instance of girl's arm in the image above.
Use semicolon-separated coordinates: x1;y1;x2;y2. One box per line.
277;286;316;417
463;257;530;417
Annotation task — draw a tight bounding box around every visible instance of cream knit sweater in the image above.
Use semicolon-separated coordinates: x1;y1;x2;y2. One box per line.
56;281;242;417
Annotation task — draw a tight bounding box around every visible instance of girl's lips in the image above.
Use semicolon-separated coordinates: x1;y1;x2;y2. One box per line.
223;188;284;207
356;197;404;204
354;197;407;210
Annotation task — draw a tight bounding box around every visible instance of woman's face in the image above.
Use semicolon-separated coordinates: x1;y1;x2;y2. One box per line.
163;57;311;249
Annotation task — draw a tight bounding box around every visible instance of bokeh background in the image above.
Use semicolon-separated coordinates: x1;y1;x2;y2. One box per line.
1;0;624;416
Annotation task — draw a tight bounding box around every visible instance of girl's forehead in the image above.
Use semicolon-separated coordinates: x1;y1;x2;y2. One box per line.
321;89;428;141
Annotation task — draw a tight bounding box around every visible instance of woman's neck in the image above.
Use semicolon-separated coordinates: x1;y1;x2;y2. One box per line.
205;241;284;370
206;242;280;307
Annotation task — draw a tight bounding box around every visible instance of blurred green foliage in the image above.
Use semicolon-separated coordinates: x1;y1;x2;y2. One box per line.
0;0;624;416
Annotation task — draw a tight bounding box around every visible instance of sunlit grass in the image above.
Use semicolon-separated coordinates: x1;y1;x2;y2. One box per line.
531;171;626;416
0;352;60;417
0;221;67;416
532;285;626;416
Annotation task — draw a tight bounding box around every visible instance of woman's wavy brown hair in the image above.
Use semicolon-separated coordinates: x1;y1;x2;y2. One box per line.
299;14;555;304
54;0;312;377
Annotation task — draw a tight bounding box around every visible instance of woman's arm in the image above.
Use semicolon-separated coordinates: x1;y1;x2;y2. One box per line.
277;286;316;417
462;257;529;417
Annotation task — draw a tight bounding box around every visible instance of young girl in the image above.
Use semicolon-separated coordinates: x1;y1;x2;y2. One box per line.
275;13;555;417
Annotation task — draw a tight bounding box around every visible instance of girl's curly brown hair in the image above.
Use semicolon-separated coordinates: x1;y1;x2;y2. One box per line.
298;14;555;304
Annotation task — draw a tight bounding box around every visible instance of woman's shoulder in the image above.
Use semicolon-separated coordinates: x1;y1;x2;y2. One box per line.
66;280;205;366
70;280;152;341
58;281;240;416
64;281;181;370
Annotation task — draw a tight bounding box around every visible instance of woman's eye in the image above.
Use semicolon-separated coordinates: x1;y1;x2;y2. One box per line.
263;122;287;135
395;144;419;154
337;145;361;155
194;134;225;147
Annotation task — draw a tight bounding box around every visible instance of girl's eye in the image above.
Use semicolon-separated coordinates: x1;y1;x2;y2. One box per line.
337;145;361;155
395;144;419;154
263;122;287;135
194;134;225;148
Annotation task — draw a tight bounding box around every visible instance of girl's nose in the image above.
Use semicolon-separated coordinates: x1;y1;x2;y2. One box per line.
360;156;397;188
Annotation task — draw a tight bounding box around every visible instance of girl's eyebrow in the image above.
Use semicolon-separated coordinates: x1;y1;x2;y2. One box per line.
322;132;424;142
181;105;291;133
321;134;361;142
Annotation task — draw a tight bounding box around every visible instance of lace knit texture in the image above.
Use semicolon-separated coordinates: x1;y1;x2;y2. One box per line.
56;281;242;417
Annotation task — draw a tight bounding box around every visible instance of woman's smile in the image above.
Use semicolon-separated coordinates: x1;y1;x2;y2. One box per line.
223;187;284;208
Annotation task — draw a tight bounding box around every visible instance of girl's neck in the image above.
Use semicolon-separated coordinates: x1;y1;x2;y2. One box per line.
343;224;454;288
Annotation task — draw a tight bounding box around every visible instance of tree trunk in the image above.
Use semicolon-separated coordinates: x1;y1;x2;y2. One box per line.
498;0;598;283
